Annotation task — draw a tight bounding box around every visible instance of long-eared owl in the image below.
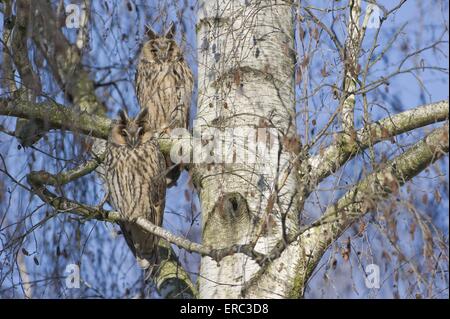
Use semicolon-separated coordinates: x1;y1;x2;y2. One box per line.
135;23;193;186
136;23;193;132
105;108;166;275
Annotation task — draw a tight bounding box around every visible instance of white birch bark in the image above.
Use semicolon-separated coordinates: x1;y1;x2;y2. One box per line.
196;0;299;298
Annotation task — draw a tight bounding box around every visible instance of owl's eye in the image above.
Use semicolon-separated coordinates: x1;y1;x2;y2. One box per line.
121;130;127;137
137;126;146;136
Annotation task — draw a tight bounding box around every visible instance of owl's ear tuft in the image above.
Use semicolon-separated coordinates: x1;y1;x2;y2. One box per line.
118;109;129;124
145;25;158;40
136;108;149;124
165;23;176;39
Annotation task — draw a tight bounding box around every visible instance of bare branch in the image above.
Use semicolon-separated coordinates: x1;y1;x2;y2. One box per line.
26;170;267;270
294;122;449;295
0;94;175;155
341;0;362;133
308;100;449;186
27;157;104;187
0;92;110;139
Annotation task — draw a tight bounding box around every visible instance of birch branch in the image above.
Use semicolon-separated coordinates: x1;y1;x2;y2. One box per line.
0;93;110;139
0;94;175;155
294;122;449;296
341;0;362;133
27;169;267;264
307;100;449;187
26;169;268;292
28;174;267;263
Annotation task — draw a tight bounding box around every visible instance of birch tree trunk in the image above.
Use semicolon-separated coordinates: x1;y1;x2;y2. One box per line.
196;0;300;298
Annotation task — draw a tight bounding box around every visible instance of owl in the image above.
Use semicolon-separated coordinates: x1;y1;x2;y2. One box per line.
105;108;166;276
136;23;194;186
136;23;193;132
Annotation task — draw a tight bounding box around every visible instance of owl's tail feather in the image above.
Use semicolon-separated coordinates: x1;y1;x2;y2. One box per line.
119;222;161;281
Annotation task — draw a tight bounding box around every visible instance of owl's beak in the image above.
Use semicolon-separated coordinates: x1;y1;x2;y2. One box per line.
125;135;138;148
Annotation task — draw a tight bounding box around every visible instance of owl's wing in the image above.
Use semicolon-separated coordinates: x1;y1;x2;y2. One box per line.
135;57;150;108
119;221;158;272
119;221;138;257
150;153;167;225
